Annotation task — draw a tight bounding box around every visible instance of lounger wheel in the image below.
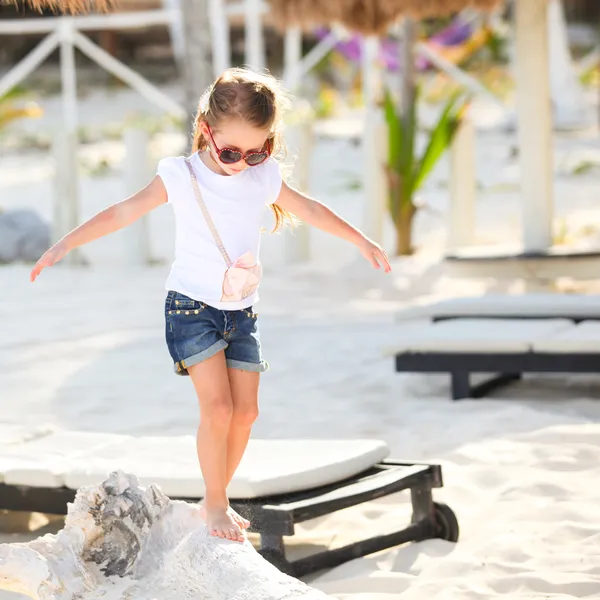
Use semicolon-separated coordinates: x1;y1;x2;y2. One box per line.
433;502;459;542
258;548;294;576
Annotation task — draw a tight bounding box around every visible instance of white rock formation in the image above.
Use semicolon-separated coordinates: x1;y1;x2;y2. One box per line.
0;471;332;600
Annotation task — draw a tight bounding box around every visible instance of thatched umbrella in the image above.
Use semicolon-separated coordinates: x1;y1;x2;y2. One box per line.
11;0;114;12
268;0;503;35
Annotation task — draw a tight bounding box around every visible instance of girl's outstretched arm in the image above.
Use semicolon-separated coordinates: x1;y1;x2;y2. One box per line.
275;182;391;273
30;175;168;282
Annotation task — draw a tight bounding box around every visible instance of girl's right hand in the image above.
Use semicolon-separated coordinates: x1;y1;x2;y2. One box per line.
30;240;69;282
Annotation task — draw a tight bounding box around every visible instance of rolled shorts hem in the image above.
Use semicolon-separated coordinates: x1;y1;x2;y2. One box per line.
226;358;269;373
174;339;228;376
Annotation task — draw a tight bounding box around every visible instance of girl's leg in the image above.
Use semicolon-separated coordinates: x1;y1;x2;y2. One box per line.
218;368;259;531
187;351;244;543
226;368;260;486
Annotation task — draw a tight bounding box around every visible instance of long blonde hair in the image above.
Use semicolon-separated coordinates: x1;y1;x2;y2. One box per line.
192;68;294;232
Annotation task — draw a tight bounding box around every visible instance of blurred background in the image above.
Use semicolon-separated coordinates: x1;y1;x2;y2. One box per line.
2;0;599;275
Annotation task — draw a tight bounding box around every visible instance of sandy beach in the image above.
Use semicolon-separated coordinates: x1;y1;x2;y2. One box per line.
2;83;600;599
2;260;600;599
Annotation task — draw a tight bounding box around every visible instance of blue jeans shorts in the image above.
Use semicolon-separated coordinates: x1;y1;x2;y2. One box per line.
165;290;268;376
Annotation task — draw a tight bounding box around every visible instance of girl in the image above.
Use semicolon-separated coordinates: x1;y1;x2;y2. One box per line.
31;67;391;543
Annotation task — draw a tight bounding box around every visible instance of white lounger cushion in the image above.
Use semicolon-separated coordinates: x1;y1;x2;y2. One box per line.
532;321;600;353
67;437;389;499
0;430;130;486
0;430;389;499
388;319;573;354
395;293;600;321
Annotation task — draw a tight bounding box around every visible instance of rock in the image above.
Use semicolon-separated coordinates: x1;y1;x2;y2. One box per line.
0;471;332;600
0;209;51;263
0;219;20;263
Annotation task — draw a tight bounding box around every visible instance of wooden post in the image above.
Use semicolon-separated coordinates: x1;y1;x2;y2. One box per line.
164;0;185;64
284;112;313;264
123;127;151;265
53;146;80;266
284;26;302;90
179;0;213;134
60;19;77;136
514;0;554;252
56;18;82;265
209;0;230;76
361;36;386;243
244;0;265;71
283;26;311;263
447;116;476;251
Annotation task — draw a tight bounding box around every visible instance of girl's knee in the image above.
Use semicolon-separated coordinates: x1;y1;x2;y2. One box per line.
232;404;259;428
202;396;233;426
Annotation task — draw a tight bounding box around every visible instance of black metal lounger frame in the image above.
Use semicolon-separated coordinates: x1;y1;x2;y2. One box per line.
395;350;600;400
0;459;458;577
395;314;600;401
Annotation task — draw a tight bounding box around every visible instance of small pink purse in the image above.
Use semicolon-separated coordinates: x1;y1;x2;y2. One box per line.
184;158;262;302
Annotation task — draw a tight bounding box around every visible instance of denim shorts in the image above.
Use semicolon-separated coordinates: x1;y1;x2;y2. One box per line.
164;290;268;376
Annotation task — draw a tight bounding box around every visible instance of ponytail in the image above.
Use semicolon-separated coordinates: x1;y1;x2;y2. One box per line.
191;126;205;153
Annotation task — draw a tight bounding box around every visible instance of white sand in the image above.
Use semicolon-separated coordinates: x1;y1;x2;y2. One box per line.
2;260;600;600
2;85;600;598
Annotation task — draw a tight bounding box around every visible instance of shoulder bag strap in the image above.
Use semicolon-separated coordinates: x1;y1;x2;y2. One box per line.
184;156;232;268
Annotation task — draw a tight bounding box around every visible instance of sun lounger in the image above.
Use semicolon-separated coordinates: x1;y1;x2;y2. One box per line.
389;318;600;400
395;293;600;323
0;426;459;577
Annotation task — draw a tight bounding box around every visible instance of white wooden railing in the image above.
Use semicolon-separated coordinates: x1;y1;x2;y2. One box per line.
0;10;188;265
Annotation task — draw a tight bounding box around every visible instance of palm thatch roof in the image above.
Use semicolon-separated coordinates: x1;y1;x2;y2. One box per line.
10;0;115;13
268;0;504;35
13;0;504;25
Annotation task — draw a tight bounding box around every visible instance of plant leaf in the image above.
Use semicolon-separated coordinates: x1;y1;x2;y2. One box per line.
413;92;470;193
383;88;402;175
383;88;402;221
401;84;419;204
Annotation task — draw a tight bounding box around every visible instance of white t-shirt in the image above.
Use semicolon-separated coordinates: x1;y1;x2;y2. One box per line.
157;152;283;310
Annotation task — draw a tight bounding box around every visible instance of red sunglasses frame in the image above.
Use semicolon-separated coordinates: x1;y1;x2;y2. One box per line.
206;125;271;166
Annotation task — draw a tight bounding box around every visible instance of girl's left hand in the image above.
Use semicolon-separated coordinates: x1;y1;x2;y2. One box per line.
359;238;392;273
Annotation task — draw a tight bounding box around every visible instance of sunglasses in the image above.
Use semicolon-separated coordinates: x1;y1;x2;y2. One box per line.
206;125;271;166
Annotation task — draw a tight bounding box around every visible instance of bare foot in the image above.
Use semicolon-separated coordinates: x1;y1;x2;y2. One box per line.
200;503;250;530
228;507;251;530
200;505;246;542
